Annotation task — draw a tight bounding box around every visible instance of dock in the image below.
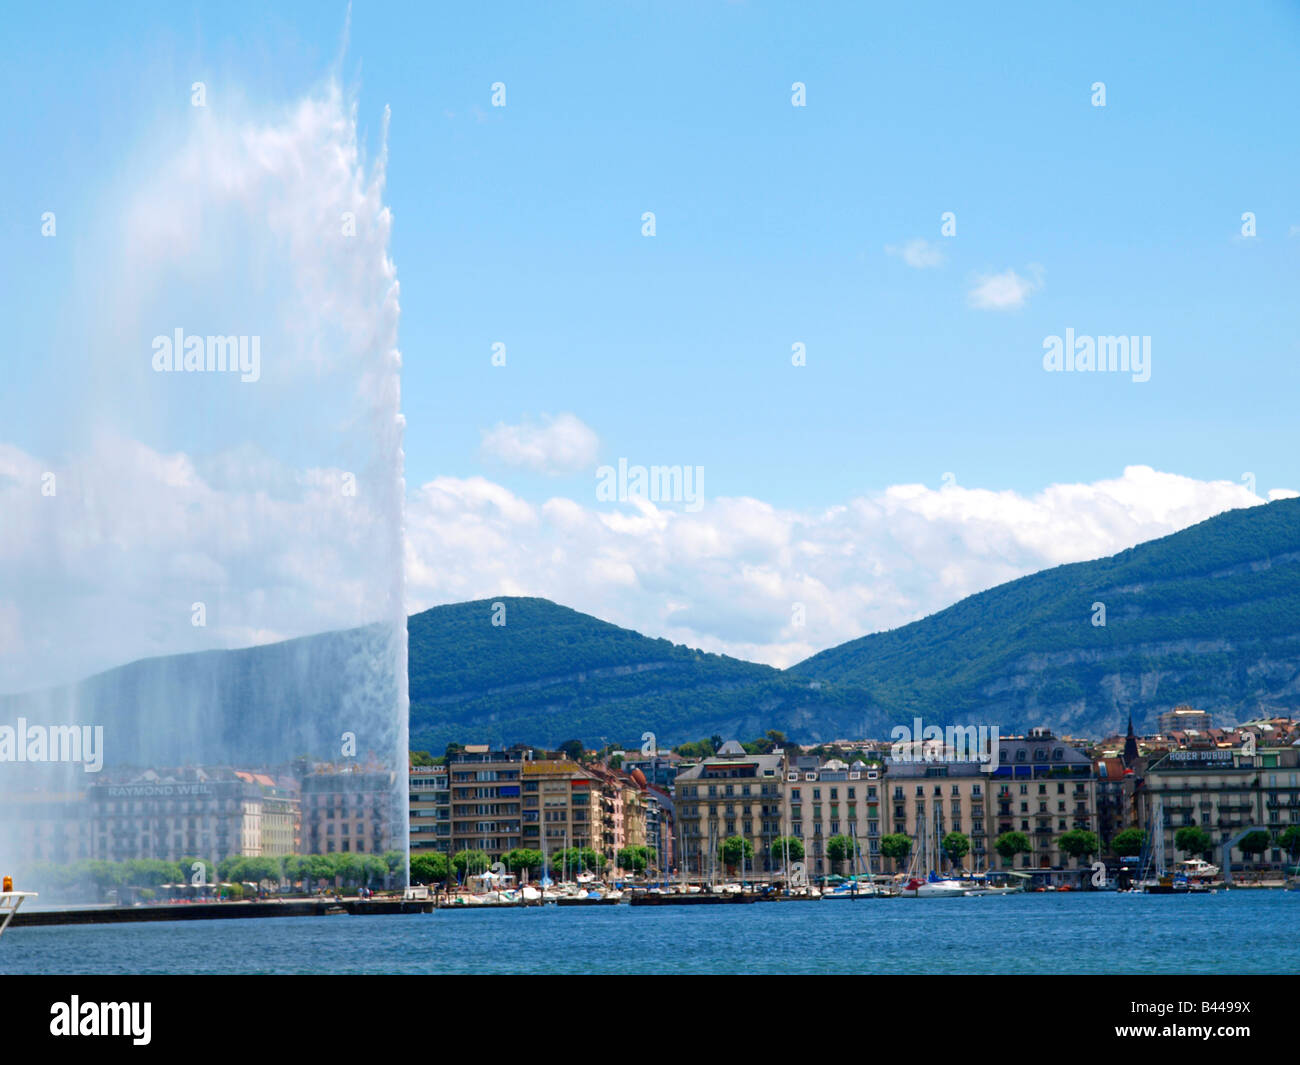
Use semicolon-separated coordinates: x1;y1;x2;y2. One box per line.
9;897;434;927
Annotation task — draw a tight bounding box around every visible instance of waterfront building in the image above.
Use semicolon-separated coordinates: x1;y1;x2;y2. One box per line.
988;728;1098;873
644;782;675;873
442;747;525;857
0;783;92;868
1141;745;1300;872
409;763;450;855
521;758;598;856
787;757;883;876
300;762;394;856
883;758;988;873
673;741;785;877
1094;756;1141;853
88;766;300;865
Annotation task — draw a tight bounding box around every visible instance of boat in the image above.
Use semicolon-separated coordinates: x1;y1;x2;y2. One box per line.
896;811;968;898
0;875;37;941
1138;802;1189;894
899;872;968;898
1175;858;1220;881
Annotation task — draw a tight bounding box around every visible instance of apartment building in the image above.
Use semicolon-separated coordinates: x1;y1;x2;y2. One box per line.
300;763;394;856
1157;706;1213;734
0;783;92;868
989;728;1097;871
444;747;525;855
1141;745;1300;872
883;759;988;872
787;757;883;876
673;741;785;876
1094;756;1141;849
521;758;598;855
409;763;450;854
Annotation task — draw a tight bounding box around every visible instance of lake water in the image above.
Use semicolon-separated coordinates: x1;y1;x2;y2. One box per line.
3;892;1296;975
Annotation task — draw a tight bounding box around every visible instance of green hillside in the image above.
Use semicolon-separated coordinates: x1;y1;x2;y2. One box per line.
788;496;1300;734
407;598;885;751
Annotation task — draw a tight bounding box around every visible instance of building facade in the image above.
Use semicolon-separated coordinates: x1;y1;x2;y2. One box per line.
673;743;785;876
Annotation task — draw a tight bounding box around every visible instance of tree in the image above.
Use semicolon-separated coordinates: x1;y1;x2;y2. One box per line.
825;834;862;871
770;837;804;865
1173;826;1212;859
332;852;363;889
995;831;1032;867
1058;829;1101;864
452;849;491;877
362;855;388;887
503;848;544;876
616;845;650;874
718;835;754;874
409;750;436;766
558;739;585;762
880;833;912;871
1111;828;1147;858
941;832;971;870
1278;824;1300;861
410;853;449;884
178;856;216;888
1238;830;1272;861
306;854;336;888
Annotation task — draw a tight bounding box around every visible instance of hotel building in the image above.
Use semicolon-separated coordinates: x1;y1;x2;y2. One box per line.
673;742;785;876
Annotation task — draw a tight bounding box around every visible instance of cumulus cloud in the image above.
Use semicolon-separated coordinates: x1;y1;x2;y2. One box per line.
967;265;1043;310
885;238;946;269
404;465;1285;669
4;442;1290;689
480;413;600;475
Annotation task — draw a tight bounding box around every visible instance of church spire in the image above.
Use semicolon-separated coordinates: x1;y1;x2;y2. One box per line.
1123;714;1139;767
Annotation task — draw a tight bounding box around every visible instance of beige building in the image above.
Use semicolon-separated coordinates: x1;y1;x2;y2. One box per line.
787;756;883;876
883;759;989;872
673;742;785;877
88;767;300;865
987;729;1097;873
1158;706;1213;735
521;759;598;855
443;748;525;856
300;763;395;855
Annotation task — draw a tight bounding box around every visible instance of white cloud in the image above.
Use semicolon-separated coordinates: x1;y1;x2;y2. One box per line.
4;441;1292;689
481;413;599;475
403;465;1285;670
967;265;1043;310
885;238;945;269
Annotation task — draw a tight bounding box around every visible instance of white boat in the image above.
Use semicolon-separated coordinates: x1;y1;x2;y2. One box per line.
0;880;37;941
899;875;968;898
1175;858;1219;880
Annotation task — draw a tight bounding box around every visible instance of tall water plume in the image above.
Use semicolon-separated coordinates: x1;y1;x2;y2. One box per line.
0;69;408;896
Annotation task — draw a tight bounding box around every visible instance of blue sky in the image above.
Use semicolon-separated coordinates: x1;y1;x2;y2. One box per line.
2;2;1299;684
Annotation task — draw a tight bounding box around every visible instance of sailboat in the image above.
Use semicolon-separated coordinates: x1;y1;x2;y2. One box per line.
1138;800;1189;894
824;824;879;898
898;810;967;898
